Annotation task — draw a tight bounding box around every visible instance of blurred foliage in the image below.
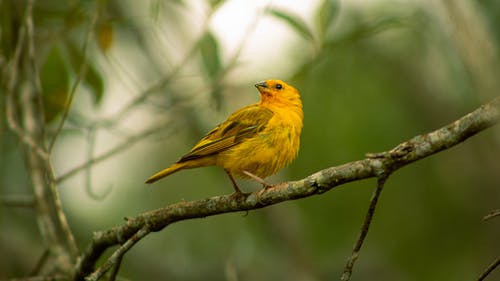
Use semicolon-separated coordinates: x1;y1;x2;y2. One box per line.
267;8;316;43
199;32;222;79
0;0;106;124
1;0;500;281
40;46;70;122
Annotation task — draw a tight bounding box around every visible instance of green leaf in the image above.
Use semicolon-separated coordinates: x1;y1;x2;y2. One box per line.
209;0;225;8
40;46;69;123
150;0;161;23
199;32;222;79
267;8;315;42
318;0;340;38
65;39;104;105
85;62;104;104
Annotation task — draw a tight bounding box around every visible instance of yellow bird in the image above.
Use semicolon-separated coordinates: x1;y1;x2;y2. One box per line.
145;79;303;193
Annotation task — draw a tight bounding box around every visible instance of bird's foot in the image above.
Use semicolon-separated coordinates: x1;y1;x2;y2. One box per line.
225;169;250;196
242;171;274;189
229;190;250;200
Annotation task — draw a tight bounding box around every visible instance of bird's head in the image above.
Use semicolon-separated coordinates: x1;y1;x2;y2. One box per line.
254;79;301;108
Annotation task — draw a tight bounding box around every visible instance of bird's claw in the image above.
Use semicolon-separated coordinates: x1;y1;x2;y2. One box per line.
261;182;274;190
229;190;249;200
242;170;274;189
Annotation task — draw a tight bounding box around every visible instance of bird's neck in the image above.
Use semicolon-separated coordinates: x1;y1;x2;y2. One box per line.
259;96;303;123
259;95;302;110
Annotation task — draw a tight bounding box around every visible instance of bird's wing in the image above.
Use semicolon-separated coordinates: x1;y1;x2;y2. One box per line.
178;104;273;162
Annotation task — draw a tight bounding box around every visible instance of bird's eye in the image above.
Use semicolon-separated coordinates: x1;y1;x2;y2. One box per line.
275;84;282;90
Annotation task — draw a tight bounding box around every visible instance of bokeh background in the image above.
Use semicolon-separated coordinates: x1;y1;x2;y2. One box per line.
1;0;500;280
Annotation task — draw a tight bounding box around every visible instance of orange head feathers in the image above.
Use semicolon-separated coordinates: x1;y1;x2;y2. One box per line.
145;79;303;194
256;80;303;109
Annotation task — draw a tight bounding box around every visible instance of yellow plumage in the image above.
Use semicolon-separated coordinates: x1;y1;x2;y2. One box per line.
145;79;303;193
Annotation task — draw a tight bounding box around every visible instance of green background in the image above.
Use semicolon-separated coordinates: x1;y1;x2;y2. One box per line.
1;1;499;280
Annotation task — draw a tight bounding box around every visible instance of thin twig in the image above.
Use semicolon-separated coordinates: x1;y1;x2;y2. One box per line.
56;122;174;184
97;35;199;128
5;4;26;97
29;248;50;276
25;0;44;128
84;128;112;200
107;250;124;281
482;209;500;221
340;173;389;281
73;96;500;281
85;227;151;281
48;5;99;153
89;8;215;130
477;256;500;281
4;1;48;161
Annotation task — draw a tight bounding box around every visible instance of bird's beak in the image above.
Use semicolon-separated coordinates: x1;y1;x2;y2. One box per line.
254;81;267;89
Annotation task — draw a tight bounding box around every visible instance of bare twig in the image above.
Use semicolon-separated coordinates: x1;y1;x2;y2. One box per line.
477;256;500;281
56;122;173;184
85;227;151;281
90;9;215;130
4;1;49;162
340;173;388;281
107;252;124;281
29;249;50;276
482;209;500;221
25;0;43;128
105;49;193;126
84;128;112;200
73;96;500;280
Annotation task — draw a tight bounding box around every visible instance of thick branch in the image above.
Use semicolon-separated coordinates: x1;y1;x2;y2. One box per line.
21;62;78;272
75;96;500;280
7;0;78;275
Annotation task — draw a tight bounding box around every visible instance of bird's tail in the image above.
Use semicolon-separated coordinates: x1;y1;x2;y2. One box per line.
145;163;185;184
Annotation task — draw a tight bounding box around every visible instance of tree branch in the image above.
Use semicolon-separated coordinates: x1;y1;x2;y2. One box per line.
341;173;388;281
21;53;78;273
4;0;49;162
6;0;78;275
482;209;500;221
84;227;150;281
73;96;500;280
477;256;500;281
